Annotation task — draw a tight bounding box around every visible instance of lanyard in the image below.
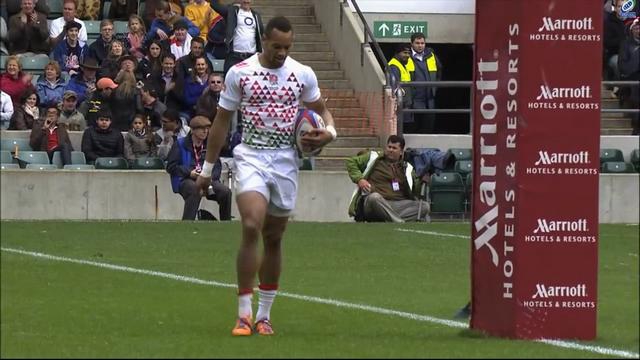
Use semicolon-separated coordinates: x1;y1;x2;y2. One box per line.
193;143;203;171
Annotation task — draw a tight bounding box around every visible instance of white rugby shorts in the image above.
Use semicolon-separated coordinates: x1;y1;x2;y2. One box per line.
233;143;299;217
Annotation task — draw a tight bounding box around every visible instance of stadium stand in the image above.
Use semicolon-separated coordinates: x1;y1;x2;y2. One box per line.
601;161;636;173
1;138;32;152
600;148;625;164
211;59;225;73
1;150;13;164
94;157;129;169
448;148;472;161
130;157;165;169
454;160;472;177
15;151;51;167
19;56;50;75
85;20;102;42
1;164;20;170
429;172;466;214
26;164;58;170
114;21;128;35
64;164;96;170
631;149;640;172
52;151;87;168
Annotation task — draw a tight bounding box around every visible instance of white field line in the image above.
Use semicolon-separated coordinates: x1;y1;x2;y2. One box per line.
395;228;470;239
1;247;638;359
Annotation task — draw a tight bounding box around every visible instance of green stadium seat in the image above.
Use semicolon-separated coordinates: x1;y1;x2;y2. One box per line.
429;172;466;214
600;148;624;164
1;138;32;152
102;1;111;19
64;164;96;170
19;55;50;73
53;151;87;167
1;163;20;170
299;158;314;170
631;149;639;172
26;164;58;170
16;151;50;166
212;59;225;73
94;157;129;169
454;160;472;177
601;161;635;173
130;157;165;169
85;21;102;41
1;150;13;163
448;148;472;161
114;21;128;35
48;1;63;18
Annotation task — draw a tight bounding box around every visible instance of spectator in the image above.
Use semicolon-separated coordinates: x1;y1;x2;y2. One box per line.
81;108;125;164
88;19;116;65
143;0;184;28
1;16;9;56
136;40;165;80
4;0;49;20
410;32;441;134
618;18;640;134
7;0;49;55
604;0;627;92
49;0;88;47
29;105;73;165
80;77;117;128
99;39;127;79
52;20;88;76
76;0;100;20
154;53;181;110
125;14;147;60
111;69;139;131
205;11;226;60
36;61;67;110
107;0;139;21
144;1;199;50
388;44;414;133
169;19;194;59
166;115;231;221
210;0;264;75
0;55;33;106
177;55;209;118
184;0;217;42
65;57;100;106
175;36;213;79
157;108;190;160
8;88;39;130
136;80;167;129
0;90;14;129
345;135;428;223
124;113;161;165
58;90;87;131
119;54;139;76
195;72;222;120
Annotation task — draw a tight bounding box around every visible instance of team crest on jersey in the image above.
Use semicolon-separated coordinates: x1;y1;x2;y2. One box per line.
268;74;278;85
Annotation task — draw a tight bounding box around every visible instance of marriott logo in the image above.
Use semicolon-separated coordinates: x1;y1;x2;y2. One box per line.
533;219;588;233
532;284;587;299
534;151;590;165
536;85;592;100
538;17;594;32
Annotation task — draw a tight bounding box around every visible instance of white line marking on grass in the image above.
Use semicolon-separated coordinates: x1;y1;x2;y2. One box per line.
2;247;638;359
395;228;470;239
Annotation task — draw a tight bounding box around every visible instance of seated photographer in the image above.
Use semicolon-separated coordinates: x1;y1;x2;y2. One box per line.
29;105;73;166
166;115;231;221
345;135;428;223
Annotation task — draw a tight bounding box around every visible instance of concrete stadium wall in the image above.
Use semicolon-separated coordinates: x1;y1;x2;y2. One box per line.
1;169;637;223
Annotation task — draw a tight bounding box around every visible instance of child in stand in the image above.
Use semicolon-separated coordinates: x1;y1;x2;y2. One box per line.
124;113;161;166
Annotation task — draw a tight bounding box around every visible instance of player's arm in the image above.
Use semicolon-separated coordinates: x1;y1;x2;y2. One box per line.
303;98;337;149
195;107;233;190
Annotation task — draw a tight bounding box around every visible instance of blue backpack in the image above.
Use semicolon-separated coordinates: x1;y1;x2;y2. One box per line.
404;148;456;177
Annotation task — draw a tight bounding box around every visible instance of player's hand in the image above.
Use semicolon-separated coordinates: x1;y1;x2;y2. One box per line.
300;128;333;152
195;174;211;192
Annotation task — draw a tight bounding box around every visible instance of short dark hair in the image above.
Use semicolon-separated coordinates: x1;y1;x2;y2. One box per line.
387;134;405;149
46;105;60;114
410;32;426;43
162;108;181;124
265;16;293;37
191;37;205;46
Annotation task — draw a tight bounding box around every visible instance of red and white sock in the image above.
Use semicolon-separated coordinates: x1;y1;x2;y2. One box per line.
237;288;253;319
256;284;278;322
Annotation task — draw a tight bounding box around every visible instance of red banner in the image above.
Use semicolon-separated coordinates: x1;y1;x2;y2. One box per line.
471;0;601;340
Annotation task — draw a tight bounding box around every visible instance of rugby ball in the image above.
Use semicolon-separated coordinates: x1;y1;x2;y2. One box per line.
294;109;325;157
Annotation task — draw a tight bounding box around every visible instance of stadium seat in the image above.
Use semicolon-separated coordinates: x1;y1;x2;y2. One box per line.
51;151;87;167
465;173;473;212
26;164;58;170
64;164;96;170
114;21;128;35
601;161;635;173
212;59;225;73
15;151;50;167
631;149;640;172
1;163;20;170
48;1;63;18
454;160;472;177
19;55;50;73
600;148;624;164
299;158;313;170
85;21;102;41
448;148;472;161
1;138;32;152
102;1;111;20
130;157;165;169
1;150;13;164
429;172;466;214
94;157;129;169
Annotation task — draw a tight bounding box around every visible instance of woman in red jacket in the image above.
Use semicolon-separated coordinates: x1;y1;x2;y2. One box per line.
0;55;34;106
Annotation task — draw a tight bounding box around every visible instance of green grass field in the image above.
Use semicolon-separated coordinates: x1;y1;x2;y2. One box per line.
1;221;638;358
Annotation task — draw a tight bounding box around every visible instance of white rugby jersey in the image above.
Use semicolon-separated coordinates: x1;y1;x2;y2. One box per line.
218;54;321;149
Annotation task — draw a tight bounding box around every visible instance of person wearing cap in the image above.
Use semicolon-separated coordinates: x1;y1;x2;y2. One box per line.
618;18;640;134
79;77;117;128
166;115;231;221
169;19;194;59
81;108;125;164
144;1;200;50
29;105;74;165
58;90;87;131
410;32;441;134
52;19;88;76
388;43;415;133
136;80;167;129
65;57;100;106
49;0;88;46
119;54;139;75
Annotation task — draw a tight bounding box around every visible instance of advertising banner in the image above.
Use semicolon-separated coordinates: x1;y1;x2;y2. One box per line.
471;0;601;339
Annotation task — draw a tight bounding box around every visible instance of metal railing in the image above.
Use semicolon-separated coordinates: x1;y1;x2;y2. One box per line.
395;80;639;135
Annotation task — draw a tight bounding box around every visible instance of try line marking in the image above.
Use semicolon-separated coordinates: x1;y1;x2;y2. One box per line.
1;247;637;359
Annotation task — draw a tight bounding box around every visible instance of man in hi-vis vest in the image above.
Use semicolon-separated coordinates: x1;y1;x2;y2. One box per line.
388;44;414;132
410;32;441;134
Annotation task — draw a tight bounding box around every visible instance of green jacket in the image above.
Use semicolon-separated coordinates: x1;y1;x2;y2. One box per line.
345;150;421;217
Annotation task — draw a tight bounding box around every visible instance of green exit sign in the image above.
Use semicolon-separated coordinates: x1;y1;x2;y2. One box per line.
373;21;428;38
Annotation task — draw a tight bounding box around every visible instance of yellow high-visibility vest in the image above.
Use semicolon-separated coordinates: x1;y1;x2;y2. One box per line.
388;57;413;82
426;53;437;72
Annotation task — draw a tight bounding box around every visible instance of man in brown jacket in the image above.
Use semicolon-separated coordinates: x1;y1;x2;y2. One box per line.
29;105;73;166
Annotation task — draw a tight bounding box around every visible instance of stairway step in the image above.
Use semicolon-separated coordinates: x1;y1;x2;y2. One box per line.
333;117;371;128
313;157;349;171
318;79;351;89
305;60;341;71
258;6;313;16
261;15;316;24
293;42;332;52
602;118;632;128
295;33;329;42
328;107;366;117
290;24;323;33
254;0;309;5
290;51;334;61
321;147;375;157
322;88;355;97
326;97;360;107
330;136;380;148
314;70;345;80
601;98;622;109
336;127;377;136
601;128;634;135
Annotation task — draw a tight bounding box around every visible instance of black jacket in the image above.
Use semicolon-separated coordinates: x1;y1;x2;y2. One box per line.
81;126;125;163
210;0;264;53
